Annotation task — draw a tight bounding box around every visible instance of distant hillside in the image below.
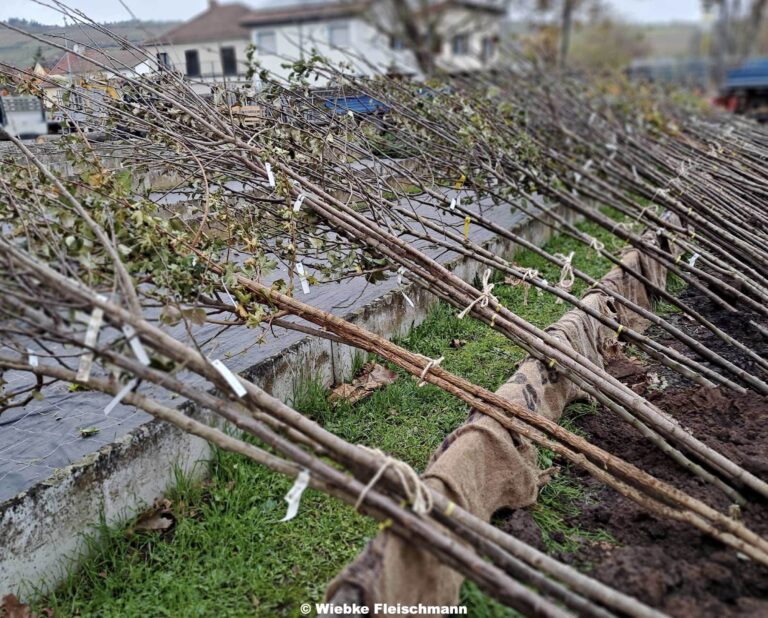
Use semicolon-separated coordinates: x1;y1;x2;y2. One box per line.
631;22;701;59
503;19;702;61
0;17;179;69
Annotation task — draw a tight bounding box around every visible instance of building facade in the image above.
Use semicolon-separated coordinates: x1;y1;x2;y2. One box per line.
243;1;505;83
143;0;253;95
144;1;506;92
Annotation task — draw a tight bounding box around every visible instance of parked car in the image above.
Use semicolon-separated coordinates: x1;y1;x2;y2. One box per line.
0;95;48;139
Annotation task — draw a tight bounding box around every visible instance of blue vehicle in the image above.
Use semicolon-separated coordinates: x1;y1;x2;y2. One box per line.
718;58;768;120
323;94;389;116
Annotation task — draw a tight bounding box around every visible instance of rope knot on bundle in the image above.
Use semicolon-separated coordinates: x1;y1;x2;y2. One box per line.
505;268;538;306
458;269;498;319
355;446;433;516
554;252;575;304
417;355;444;387
611;221;632;235
588;236;605;254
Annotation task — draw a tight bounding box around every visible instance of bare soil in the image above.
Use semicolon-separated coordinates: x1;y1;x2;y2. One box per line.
506;283;768;617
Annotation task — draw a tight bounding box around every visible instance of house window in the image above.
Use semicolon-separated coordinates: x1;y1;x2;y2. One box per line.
221;46;237;76
328;22;350;47
185;49;200;77
481;36;496;62
156;51;171;69
256;30;277;54
390;35;404;51
451;33;470;56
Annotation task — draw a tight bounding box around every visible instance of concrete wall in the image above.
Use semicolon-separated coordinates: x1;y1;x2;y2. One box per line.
0;201;578;600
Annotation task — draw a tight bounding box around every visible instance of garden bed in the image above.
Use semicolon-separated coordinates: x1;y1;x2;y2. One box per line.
503;277;768;617
28;219;623;617
23;216;768;618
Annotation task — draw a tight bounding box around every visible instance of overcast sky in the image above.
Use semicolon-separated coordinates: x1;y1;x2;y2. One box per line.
0;0;705;26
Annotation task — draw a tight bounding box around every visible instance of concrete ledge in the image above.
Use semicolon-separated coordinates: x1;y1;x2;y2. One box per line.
0;203;577;598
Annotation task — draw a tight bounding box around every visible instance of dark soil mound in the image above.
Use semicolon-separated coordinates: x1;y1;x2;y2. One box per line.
568;376;768;618
503;280;768;617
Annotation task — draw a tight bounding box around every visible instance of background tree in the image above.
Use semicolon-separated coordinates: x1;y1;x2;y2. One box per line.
364;0;511;77
515;0;619;68
31;45;44;67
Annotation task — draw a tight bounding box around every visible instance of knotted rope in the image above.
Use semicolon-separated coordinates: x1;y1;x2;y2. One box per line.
355;446;433;516
588;236;605;254
505;268;539;306
457;269;498;319
418;355;444;387
611;221;632;235
554;252;575;304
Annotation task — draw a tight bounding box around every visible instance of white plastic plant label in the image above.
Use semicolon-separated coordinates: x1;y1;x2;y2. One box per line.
27;349;38;368
221;281;237;308
105;378;138;416
122;325;150;366
76;301;105;382
296;262;311;295
293;193;306;213
280;468;311;522
397;267;415;308
265;162;276;188
212;359;247;398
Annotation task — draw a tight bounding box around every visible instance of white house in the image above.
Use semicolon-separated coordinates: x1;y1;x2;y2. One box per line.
242;1;506;83
143;0;253;94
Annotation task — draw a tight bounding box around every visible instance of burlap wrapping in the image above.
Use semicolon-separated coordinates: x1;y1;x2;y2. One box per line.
326;221;679;616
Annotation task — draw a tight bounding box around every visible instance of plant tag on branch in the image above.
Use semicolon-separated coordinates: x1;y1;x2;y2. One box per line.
27;349;38;368
293;193;306;213
463;216;471;240
122;325;150;366
397;267;415;308
265;162;276;188
211;359;247;398
688;253;700;267
221;281;237;307
76;297;106;382
105;378;138;416
296;262;311;295
280;468;310;522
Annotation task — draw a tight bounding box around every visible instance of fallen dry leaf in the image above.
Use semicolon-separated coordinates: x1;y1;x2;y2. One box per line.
330;383;359;403
130;499;175;534
1;594;29;618
329;362;398;404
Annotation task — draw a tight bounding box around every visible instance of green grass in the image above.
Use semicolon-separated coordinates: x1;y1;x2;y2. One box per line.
30;218;623;617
